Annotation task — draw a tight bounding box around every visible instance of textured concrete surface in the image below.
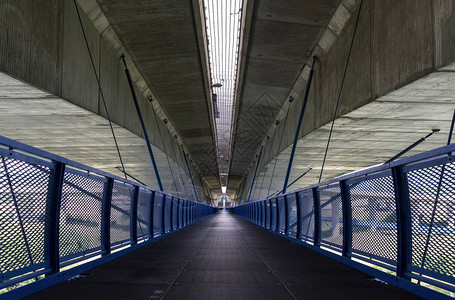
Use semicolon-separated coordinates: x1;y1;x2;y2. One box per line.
235;0;455;198
26;212;419;300
0;71;207;202
239;63;455;202
231;0;455;194
96;0;219;178
0;0;217;194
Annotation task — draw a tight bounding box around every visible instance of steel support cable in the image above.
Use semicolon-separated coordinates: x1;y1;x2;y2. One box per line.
2;157;34;265
266;100;293;198
318;0;364;183
257;126;278;200
73;0;127;180
163;122;191;199
418;108;455;282
150;105;180;197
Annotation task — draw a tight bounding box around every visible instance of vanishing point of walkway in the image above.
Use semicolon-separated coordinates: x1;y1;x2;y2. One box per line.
27;212;419;300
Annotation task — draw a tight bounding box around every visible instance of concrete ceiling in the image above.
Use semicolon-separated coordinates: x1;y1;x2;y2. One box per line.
229;0;340;185
247;63;455;201
96;0;219;180
0;71;208;203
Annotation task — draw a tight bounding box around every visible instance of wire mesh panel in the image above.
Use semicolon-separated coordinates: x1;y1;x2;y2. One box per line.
271;198;277;231
0;155;51;279
319;184;343;250
172;198;178;230
137;189;151;241
298;190;314;243
261;201;265;227
153;193;164;236
183;200;187;226
287;193;297;238
110;183;133;246
348;171;397;266
277;197;285;234
257;202;262;225
265;200;271;228
406;159;455;280
178;199;183;228
59;169;104;262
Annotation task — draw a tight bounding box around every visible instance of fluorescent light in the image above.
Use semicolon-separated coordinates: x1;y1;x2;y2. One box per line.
221;186;227;193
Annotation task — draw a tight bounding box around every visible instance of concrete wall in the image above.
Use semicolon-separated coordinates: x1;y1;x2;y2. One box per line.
0;0;210;201
238;0;455;203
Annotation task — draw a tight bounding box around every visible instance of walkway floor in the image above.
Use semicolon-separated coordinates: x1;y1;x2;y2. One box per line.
27;212;419;300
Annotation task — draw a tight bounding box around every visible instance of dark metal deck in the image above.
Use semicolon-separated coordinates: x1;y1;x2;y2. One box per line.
27;212;419;300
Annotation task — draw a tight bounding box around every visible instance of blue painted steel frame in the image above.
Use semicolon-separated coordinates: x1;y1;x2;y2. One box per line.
0;136;216;298
231;142;455;299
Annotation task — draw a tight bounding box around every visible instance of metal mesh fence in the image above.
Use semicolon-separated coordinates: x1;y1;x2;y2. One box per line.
0;156;50;276
172;198;178;230
319;184;343;249
271;199;277;230
137;190;151;240
277;197;285;233
59;170;103;260
287;194;297;238
153;193;164;236
164;197;171;233
110;184;132;245
348;172;397;265
298;190;314;243
407;161;455;278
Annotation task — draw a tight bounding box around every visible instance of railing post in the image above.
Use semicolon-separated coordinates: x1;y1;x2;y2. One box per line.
275;198;279;231
392;166;411;279
340;180;352;258
284;196;289;235
162;195;166;234
313;188;321;247
170;197;174;231
131;186;139;245
149;191;155;238
296;192;302;239
176;198;180;229
46;161;65;275
101;178;113;255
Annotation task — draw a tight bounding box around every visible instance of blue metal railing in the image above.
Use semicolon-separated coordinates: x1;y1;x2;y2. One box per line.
0;136;216;298
232;143;455;299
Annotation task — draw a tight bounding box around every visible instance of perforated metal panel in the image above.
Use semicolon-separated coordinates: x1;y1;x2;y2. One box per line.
153;193;164;236
348;171;397;265
164;196;171;232
260;201;265;227
406;160;455;278
137;190;151;240
110;183;132;245
319;184;343;249
59;170;103;261
0;156;50;277
277;197;285;234
286;194;297;237
271;199;277;231
172;198;178;230
298;190;314;243
178;199;183;228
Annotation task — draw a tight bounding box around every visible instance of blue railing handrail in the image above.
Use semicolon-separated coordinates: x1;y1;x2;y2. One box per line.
275;142;455;200
232;144;455;299
0;136;216;299
0;135;148;191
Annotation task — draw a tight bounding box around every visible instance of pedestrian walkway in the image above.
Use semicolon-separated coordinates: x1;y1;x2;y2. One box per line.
27;211;419;300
